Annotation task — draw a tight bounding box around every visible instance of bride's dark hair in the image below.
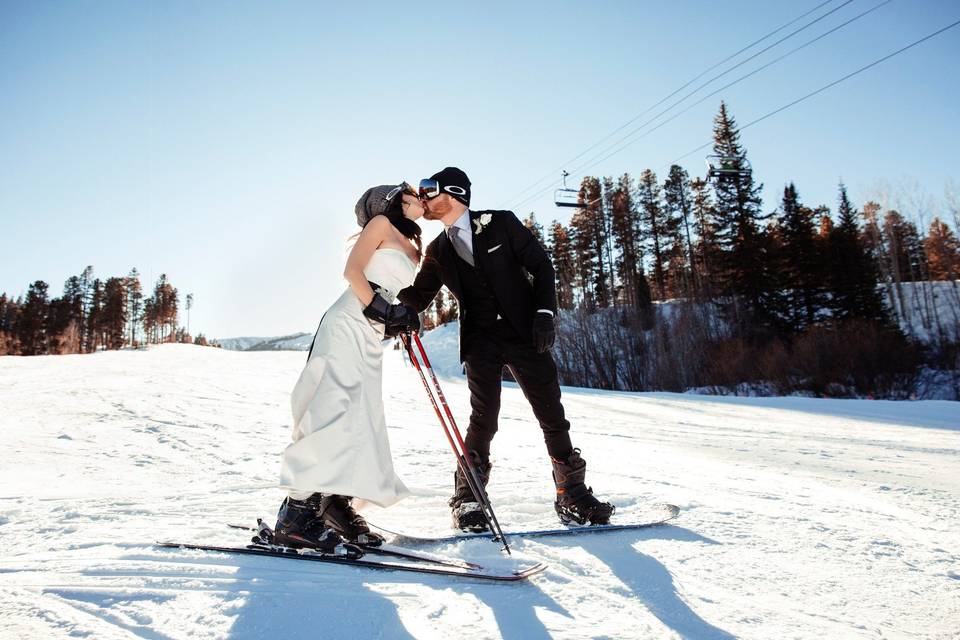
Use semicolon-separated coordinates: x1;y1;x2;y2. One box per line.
374;199;423;259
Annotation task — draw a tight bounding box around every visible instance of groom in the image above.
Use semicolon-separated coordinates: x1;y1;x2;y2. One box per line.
398;167;614;530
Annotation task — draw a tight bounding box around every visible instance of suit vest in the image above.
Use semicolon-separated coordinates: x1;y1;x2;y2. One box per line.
453;250;503;331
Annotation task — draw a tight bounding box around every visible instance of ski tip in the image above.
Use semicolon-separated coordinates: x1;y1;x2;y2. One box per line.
513;562;548;579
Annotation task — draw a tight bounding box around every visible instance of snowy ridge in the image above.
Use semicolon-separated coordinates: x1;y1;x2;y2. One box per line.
218;332;313;351
1;344;957;638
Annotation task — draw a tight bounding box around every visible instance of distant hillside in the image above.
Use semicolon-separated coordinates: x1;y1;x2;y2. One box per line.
218;332;313;351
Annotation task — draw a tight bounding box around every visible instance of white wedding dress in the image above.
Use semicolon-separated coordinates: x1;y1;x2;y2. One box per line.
280;247;417;508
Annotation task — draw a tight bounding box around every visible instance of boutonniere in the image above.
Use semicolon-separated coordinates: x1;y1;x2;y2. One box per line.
473;213;493;235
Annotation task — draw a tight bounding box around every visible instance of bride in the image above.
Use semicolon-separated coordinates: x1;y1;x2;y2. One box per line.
276;182;424;549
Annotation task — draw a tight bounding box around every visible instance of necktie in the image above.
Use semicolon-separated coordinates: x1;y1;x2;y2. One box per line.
447;226;475;267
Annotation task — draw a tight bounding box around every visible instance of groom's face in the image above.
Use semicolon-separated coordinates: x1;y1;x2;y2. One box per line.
421;193;454;221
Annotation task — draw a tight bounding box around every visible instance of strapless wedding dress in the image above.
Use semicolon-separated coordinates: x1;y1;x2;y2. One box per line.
280;248;417;507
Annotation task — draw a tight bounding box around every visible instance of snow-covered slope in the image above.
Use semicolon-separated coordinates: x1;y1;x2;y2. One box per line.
887;280;960;343
1;344;957;639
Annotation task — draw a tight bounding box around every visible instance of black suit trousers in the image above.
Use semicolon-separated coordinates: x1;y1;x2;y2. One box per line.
462;319;574;461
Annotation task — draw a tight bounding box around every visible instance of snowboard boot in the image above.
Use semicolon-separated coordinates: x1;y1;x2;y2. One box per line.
274;494;344;551
317;494;385;547
449;451;492;532
551;449;615;525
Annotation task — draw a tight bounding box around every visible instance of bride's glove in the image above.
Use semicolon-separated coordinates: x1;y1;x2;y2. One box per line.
532;311;556;353
363;293;421;336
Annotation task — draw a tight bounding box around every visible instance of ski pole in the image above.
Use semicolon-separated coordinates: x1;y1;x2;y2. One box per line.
403;332;510;555
400;331;511;554
399;332;498;546
408;331;511;554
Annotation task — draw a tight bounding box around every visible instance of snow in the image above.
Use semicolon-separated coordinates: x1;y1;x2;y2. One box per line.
1;344;958;639
417;320;465;377
887;280;960;344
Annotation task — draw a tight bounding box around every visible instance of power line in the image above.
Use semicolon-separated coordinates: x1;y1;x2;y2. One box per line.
554;0;894;189
510;0;862;212
497;0;839;208
667;17;960;169
516;13;957;214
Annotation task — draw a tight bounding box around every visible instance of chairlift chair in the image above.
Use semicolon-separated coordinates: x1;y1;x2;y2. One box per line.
705;154;752;181
554;170;583;208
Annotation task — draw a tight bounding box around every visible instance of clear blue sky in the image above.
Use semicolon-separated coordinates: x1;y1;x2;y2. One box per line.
2;1;958;338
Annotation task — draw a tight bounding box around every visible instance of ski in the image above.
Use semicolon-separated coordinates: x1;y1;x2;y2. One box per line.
227;520;483;570
372;503;680;545
156;541;547;582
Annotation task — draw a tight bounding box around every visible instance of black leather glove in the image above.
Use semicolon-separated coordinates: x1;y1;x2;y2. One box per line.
532;311;555;353
363;293;420;336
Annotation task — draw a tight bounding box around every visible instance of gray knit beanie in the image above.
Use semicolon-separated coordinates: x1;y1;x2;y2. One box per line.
355;184;404;227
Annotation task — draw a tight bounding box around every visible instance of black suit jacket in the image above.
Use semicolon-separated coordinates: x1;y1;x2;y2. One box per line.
398;209;557;362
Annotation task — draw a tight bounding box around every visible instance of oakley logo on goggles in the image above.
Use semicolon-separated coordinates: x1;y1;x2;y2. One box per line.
384;182;417;202
419;179;466;200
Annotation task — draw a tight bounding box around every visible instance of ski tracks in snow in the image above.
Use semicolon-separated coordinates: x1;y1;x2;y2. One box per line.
1;344;958;639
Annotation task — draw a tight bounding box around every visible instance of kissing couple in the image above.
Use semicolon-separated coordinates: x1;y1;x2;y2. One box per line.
274;166;614;550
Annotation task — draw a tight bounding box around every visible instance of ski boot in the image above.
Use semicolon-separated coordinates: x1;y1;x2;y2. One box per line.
449;451;492;532
274;494;345;552
318;494;385;547
551;449;615;525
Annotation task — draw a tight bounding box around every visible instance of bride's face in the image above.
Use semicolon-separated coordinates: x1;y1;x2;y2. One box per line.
401;194;424;221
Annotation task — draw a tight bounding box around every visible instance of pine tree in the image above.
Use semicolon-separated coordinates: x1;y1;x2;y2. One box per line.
441;287;459;323
59;275;85;353
637;169;669;300
86;279;105;351
143;297;157;344
435;288;447;326
827;185;887;323
586;176;612;307
549;221;576;310
708;102;774;332
924;217;960;280
127;269;143;347
17;281;49;356
663;165;697;295
102;277;128;349
609;173;647;308
185;292;194;337
44;296;76;355
817;208;833;238
149;274;179;342
523;213;546;249
570;177;609;308
690;177;718;295
78;266;94;352
883;210;927;283
0;294;16;355
601;177;619;301
776;183;826;331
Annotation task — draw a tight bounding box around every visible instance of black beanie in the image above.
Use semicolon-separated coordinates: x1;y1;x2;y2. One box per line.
430;166;471;206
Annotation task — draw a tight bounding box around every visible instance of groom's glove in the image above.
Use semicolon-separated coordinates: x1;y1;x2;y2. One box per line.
364;293;421;336
532;311;556;353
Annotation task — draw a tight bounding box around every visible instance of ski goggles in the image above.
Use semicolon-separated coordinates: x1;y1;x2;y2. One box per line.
418;178;441;201
384;182;417;202
418;178;468;201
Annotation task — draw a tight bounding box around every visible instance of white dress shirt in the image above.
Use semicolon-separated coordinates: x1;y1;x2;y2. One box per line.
446;209;474;255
